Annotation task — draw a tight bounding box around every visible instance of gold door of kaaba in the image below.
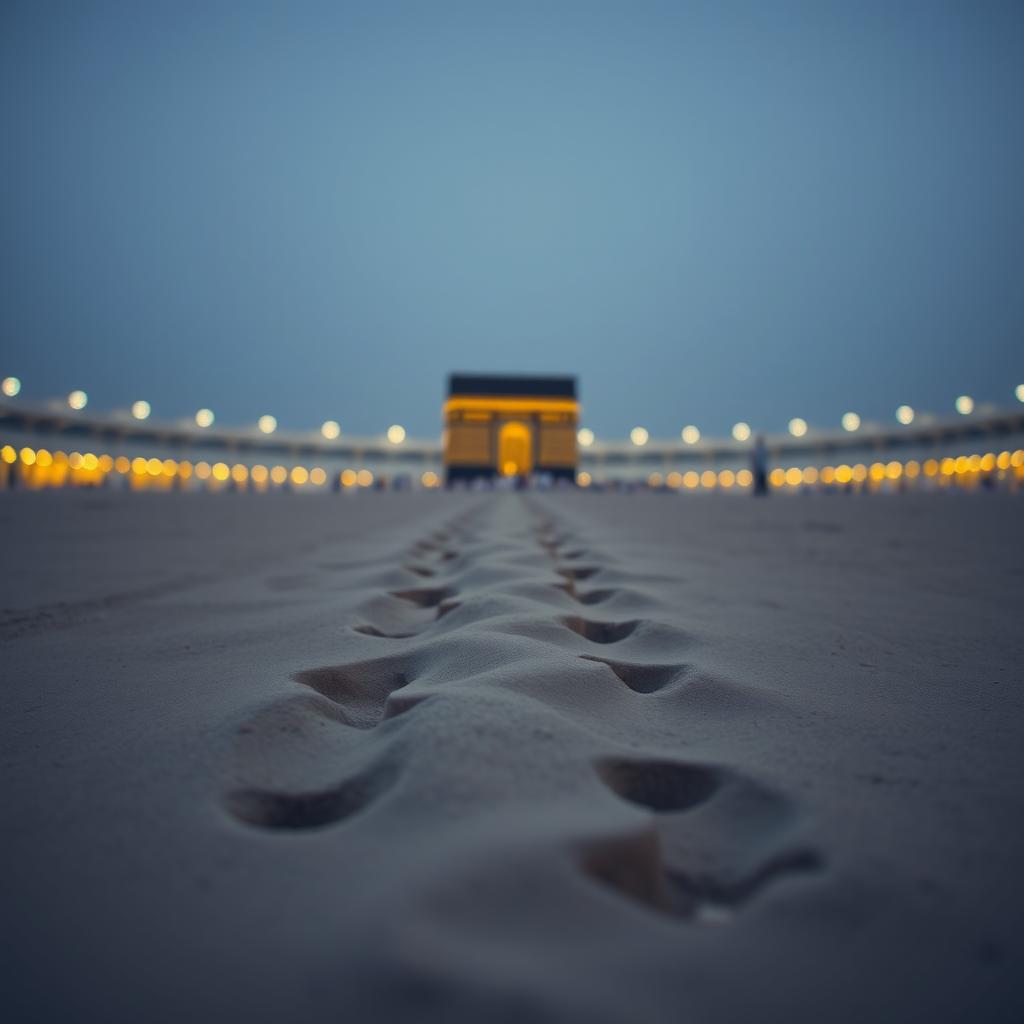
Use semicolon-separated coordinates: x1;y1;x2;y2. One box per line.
443;374;578;484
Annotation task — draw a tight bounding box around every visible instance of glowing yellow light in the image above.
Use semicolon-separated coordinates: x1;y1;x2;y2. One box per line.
341;469;357;487
732;422;751;442
736;469;753;487
503;461;519;476
630;427;649;446
802;466;818;484
131;456;147;475
885;461;902;480
666;471;683;488
69;452;83;469
357;469;373;487
835;465;852;484
1016;384;1024;403
940;458;956;476
147;457;163;476
896;405;914;425
270;465;288;484
195;408;214;428
648;472;663;487
923;459;939;476
979;453;995;472
158;459;174;477
955;456;969;474
770;468;786;487
869;463;886;482
1;445;16;464
577;428;595;447
310;467;327;486
231;464;249;483
785;467;802;486
195;461;211;479
97;454;112;472
257;415;277;434
820;466;835;484
966;454;981;472
2;376;21;397
212;462;230;481
905;460;920;478
131;400;151;420
19;446;36;466
788;418;808;438
251;465;268;484
82;453;99;472
841;412;860;432
68;390;88;410
421;471;439;488
996;451;1011;470
681;425;700;444
719;469;736;487
114;456;130;473
683;471;700;488
178;461;193;479
576;471;592;487
955;395;974;415
1011;450;1024;467
852;464;868;482
321;420;341;440
700;470;717;488
387;424;406;445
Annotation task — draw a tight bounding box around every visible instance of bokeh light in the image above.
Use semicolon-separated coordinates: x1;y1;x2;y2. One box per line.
681;425;700;444
955;395;974;415
68;390;88;410
788;418;808;438
257;415;277;434
732;422;751;442
387;424;406;444
630;427;649;446
577;428;594;447
321;420;341;440
2;376;21;397
131;400;151;420
195;408;215;428
896;405;914;425
841;412;861;432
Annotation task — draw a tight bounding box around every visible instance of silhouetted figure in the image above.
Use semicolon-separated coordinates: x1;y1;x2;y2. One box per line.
752;435;768;497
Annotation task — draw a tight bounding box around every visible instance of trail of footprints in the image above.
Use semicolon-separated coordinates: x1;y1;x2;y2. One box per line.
223;499;821;924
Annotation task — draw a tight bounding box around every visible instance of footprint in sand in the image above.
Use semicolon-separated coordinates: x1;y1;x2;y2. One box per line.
582;756;822;920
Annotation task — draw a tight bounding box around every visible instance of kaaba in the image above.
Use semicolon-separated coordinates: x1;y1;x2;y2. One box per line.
443;374;578;484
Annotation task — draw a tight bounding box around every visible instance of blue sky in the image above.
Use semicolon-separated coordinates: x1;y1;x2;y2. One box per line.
2;1;1022;439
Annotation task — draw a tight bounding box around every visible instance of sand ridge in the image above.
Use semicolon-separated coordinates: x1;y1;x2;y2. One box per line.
221;494;822;927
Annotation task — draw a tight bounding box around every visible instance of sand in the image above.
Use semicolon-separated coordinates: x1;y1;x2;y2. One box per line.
1;489;1022;1023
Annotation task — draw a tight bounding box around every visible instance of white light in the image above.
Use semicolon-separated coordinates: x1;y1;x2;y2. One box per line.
258;415;277;434
681;425;700;444
577;428;595;447
788;417;808;438
841;412;861;432
955;395;974;415
1;376;21;397
131;400;151;420
1016;384;1024;403
195;408;215;428
68;390;88;410
732;422;751;442
321;420;341;440
387;424;406;444
896;405;914;425
630;427;649;446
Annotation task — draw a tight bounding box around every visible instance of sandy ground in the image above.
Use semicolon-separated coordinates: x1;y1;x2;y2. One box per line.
1;489;1022;1023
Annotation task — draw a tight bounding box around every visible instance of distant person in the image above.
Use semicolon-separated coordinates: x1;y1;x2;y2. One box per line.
752;435;768;497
